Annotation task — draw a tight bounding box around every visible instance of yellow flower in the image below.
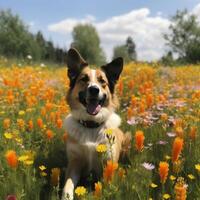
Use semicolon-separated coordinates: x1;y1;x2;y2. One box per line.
15;137;23;144
163;193;171;199
75;186;87;196
195;164;200;172
18;155;29;162
4;132;13;139
26;108;34;112
41;172;47;176
188;174;195;180
170;175;176;181
165;155;171;160
96;144;107;153
0;111;5;115
105;128;113;135
24;160;34;165
18;110;25;116
150;183;158;188
39;165;46;171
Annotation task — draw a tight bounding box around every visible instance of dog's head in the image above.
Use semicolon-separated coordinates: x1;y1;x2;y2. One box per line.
66;48;123;123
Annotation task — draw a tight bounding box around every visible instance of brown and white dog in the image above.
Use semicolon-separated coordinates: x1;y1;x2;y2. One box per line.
62;48;128;200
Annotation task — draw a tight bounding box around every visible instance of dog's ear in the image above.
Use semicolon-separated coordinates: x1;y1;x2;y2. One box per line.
67;48;88;88
101;57;123;93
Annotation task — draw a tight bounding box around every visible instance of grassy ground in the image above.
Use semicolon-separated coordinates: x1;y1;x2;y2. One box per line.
0;59;199;200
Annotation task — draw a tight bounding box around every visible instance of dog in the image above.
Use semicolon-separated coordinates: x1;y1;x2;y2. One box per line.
62;48;129;200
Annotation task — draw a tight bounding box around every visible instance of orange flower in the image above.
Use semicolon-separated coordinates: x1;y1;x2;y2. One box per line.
28;120;34;130
172;137;184;163
189;126;197;140
3;118;11;129
130;95;137;108
46;129;54;140
7;94;14;104
56;118;62;129
37;118;43;128
118;80;123;96
55;111;61;121
5;150;18;168
45;102;53;111
139;102;145;113
128;80;134;90
159;161;169;184
17;119;25;129
103;160;118;183
174;177;187;200
41;107;46;116
49;112;55;122
127;107;133;120
135;130;145;152
146;93;154;108
94;181;102;198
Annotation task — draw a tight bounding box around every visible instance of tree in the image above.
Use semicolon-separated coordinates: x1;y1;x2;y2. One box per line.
0;10;41;59
126;36;137;60
164;10;200;63
160;51;175;66
113;45;130;63
0;9;67;64
113;36;137;63
36;31;46;60
71;24;106;65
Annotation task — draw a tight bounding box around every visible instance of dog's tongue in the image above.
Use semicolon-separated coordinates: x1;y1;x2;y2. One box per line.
87;102;101;115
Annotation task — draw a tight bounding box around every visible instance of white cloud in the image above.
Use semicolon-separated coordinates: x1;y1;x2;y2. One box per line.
48;15;96;34
96;8;170;60
48;3;200;61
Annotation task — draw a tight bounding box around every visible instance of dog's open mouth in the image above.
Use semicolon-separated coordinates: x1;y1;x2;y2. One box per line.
79;91;106;115
86;98;105;115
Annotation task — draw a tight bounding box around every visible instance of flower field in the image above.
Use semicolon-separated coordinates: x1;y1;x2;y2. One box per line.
0;59;200;200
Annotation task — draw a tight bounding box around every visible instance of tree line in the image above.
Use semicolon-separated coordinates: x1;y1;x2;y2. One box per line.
0;9;200;65
0;10;67;64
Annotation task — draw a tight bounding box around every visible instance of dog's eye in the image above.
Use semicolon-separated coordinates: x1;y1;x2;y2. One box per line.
98;78;106;85
80;76;89;82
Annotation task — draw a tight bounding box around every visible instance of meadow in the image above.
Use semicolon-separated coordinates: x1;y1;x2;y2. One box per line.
0;58;200;200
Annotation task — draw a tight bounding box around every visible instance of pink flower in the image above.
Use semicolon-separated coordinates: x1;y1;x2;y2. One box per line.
157;140;168;145
142;162;155;170
6;195;16;200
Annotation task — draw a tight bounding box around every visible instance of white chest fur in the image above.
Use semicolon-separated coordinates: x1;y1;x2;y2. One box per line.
64;112;121;144
64;113;121;168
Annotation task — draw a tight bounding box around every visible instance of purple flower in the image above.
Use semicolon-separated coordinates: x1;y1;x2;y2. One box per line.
167;132;176;137
127;117;137;125
142;162;155;170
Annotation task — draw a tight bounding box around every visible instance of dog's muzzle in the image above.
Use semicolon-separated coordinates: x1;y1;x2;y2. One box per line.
78;86;106;116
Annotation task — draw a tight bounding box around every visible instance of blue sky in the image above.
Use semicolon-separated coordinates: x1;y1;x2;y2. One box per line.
1;0;200;60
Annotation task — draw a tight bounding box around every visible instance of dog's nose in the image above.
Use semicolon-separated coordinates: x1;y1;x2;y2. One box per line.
88;85;99;96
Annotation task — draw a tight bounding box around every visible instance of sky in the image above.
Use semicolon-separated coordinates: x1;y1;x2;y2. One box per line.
0;0;200;61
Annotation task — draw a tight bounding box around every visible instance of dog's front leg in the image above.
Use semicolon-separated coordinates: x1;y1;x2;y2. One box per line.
62;161;81;200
